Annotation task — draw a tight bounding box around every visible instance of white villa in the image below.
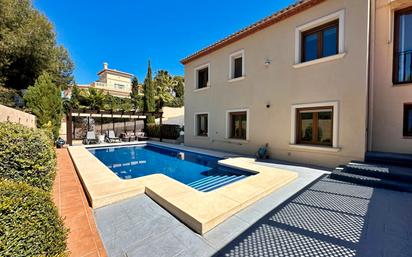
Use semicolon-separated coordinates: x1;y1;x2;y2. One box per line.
75;62;135;98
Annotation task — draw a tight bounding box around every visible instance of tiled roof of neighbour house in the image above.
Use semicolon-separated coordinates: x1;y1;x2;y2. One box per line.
180;0;326;65
97;68;133;78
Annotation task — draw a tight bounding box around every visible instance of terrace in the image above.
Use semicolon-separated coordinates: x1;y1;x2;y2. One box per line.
58;143;412;257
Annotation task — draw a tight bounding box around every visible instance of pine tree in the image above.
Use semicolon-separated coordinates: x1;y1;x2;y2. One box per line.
143;60;155;124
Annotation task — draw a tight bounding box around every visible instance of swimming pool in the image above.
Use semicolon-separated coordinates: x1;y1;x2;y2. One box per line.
89;144;253;192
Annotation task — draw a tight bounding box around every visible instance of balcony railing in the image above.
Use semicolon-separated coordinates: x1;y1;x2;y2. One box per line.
93;82;107;88
394;50;412;84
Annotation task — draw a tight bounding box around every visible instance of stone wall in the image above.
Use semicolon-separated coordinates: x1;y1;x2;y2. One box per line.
0;104;36;128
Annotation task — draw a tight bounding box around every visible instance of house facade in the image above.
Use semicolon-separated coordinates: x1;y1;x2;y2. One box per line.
65;63;136;98
91;62;134;98
369;0;412;154
181;0;412;167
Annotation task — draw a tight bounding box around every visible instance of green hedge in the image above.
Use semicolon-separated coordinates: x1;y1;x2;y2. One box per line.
0;122;56;191
146;124;181;140
0;180;67;256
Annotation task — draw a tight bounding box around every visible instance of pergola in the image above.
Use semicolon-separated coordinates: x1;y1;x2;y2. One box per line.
66;109;163;145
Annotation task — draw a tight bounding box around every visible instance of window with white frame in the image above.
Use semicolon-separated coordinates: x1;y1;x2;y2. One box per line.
194;64;210;89
295;10;345;64
290;102;339;148
195;113;208;136
229;50;244;80
226;109;249;140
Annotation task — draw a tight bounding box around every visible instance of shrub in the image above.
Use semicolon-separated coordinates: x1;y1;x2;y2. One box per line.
0;180;67;256
146;124;181;140
0;86;20;107
165;97;184;107
0;122;56;191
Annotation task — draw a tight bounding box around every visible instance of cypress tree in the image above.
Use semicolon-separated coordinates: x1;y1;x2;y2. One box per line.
143;60;155;124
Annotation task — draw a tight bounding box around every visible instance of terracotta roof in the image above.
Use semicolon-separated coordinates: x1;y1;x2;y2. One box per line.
180;0;326;65
97;68;133;78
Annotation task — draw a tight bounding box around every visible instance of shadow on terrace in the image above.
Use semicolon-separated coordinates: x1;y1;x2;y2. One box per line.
214;176;412;257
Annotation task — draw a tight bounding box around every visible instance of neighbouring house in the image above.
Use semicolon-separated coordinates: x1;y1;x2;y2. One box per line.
181;0;412;167
64;63;139;98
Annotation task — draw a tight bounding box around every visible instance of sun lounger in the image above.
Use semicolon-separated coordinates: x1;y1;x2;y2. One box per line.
83;131;98;145
106;130;121;143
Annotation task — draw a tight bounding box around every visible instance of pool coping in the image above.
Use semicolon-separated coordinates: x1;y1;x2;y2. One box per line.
68;142;298;234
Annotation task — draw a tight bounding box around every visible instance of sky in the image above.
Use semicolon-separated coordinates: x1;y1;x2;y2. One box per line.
34;0;296;84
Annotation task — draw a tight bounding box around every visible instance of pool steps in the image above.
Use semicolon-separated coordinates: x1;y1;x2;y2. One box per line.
188;173;247;192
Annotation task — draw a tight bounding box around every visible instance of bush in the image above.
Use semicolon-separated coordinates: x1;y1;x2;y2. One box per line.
0;180;67;256
0;122;56;191
146;124;181;140
165;97;184;107
0;86;20;107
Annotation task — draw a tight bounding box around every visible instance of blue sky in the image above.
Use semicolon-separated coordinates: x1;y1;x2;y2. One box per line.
34;0;295;84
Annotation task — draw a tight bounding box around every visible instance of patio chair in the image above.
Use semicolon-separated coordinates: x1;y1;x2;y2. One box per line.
106;130;121;143
83;131;98;145
127;131;137;141
120;132;130;142
136;131;149;141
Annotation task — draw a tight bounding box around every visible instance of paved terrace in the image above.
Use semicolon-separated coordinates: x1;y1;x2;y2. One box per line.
93;160;412;257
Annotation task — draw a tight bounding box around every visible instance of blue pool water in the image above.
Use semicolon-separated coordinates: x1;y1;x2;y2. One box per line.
89;144;252;192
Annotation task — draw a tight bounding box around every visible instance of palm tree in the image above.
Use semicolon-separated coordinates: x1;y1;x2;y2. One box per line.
81;87;106;111
154;70;176;110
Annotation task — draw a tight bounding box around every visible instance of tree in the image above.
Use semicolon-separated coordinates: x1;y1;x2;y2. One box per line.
130;76;143;110
24;72;63;139
173;76;184;98
80;88;106;111
154;70;176;110
49;46;74;90
143;61;156;123
0;0;74;89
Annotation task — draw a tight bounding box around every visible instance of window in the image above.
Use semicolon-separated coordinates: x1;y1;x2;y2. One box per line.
296;107;333;146
295;10;345;66
394;7;412;84
196;113;208;136
114;83;125;90
229;50;244;80
195;64;209;89
301;20;339;63
229;111;247;140
404;104;412;137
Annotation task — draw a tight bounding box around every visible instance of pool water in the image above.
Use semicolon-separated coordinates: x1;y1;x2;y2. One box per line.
89;144;252;192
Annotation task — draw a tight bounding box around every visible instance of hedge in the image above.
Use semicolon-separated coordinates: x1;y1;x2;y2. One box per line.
0;122;56;191
0;180;67;256
146;124;181;140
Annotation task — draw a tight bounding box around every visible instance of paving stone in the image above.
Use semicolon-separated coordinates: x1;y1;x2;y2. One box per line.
94;161;412;257
125;231;186;257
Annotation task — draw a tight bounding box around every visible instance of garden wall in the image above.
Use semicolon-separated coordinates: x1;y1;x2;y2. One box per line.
0;104;36;128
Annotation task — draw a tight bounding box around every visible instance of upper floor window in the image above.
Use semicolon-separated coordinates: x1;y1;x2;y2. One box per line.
194;64;210;89
301;20;338;63
394;7;412;84
114;83;125;90
229;50;245;80
295;10;345;66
